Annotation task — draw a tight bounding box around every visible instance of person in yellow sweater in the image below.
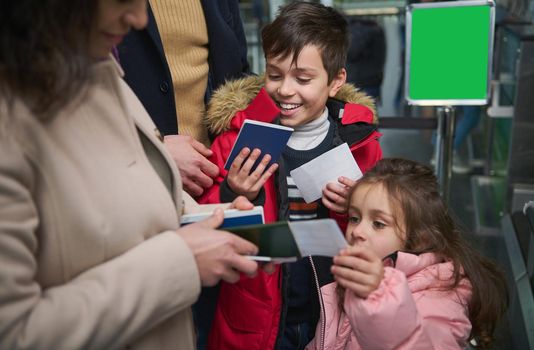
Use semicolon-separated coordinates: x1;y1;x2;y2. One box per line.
118;0;250;198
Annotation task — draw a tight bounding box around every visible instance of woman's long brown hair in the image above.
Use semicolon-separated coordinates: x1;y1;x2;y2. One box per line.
339;158;508;349
0;0;97;119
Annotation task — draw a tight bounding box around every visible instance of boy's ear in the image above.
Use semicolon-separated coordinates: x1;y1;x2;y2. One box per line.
328;68;347;98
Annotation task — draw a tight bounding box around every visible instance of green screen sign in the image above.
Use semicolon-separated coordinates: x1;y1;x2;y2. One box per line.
406;1;495;105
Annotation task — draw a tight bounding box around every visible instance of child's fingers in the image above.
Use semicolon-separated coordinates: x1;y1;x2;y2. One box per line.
229;147;251;175
333;254;373;273
322;186;349;213
346;245;382;265
249;163;278;193
249;153;272;178
329;182;352;201
332;261;383;298
334;250;385;291
335;275;376;299
325;182;343;194
229;196;254;210
339;245;366;257
238;148;262;175
331;263;374;287
331;259;384;290
338;176;356;188
321;195;346;213
322;187;345;204
324;182;350;201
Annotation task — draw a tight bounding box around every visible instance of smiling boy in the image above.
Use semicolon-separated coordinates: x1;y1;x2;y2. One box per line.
198;2;382;349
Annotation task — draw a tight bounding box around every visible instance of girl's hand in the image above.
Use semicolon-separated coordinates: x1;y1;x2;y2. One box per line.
227;147;278;201
331;245;384;298
322;176;356;214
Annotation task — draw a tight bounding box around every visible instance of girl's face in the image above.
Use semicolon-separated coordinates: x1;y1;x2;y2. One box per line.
89;0;148;59
264;45;346;128
346;183;405;259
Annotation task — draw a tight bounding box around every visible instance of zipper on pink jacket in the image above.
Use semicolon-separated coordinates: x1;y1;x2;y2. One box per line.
309;256;326;350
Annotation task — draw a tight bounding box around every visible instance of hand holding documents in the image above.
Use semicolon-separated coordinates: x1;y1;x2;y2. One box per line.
181;206;265;228
224;119;293;171
290;143;362;203
228;218;348;263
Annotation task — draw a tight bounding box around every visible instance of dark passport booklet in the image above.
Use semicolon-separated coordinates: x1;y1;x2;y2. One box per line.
224;119;293;171
227;219;348;263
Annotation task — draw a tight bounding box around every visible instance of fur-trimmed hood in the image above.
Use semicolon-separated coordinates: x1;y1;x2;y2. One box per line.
205;75;377;135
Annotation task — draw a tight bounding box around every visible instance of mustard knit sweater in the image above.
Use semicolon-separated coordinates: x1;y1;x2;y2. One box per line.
150;0;210;145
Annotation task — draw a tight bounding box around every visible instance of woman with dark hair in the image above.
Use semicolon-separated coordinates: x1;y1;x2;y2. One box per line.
0;1;261;349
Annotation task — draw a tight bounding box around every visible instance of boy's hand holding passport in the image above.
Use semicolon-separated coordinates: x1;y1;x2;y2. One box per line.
225;119;362;204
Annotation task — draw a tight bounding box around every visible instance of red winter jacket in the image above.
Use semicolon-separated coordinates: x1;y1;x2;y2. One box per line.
198;76;382;350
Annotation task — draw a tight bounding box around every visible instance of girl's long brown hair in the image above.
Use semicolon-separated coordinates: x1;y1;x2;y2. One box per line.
0;0;97;119
342;158;508;349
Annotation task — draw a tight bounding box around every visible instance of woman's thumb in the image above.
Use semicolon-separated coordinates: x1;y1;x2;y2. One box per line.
201;208;224;228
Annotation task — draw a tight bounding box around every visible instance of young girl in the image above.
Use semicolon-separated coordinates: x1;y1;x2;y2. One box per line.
306;158;508;350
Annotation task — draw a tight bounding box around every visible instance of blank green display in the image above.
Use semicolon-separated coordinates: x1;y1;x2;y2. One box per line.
408;4;492;102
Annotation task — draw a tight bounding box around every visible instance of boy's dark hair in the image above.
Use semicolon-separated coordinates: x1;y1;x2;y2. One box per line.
261;1;349;83
0;0;96;119
350;158;508;349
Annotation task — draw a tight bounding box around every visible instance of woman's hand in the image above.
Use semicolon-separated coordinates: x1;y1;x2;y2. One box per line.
331;245;384;298
226;147;278;201
322;176;356;214
177;208;259;286
223;196;277;274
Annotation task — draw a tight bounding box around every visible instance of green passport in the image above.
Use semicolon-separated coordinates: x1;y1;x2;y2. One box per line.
226;218;348;263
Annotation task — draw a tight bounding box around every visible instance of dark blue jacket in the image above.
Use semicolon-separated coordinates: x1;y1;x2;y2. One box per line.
117;0;250;136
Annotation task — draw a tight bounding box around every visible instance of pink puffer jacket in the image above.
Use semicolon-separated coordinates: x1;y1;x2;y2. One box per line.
306;252;473;350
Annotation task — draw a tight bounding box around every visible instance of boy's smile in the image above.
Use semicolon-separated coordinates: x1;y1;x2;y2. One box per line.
264;45;346;128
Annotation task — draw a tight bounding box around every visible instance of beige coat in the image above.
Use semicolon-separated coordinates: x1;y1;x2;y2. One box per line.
0;59;212;349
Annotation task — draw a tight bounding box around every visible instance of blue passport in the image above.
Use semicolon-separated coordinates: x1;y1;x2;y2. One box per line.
180;206;265;228
224;119;293;171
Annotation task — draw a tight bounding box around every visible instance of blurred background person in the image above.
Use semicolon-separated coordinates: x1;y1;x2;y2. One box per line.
345;17;386;103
